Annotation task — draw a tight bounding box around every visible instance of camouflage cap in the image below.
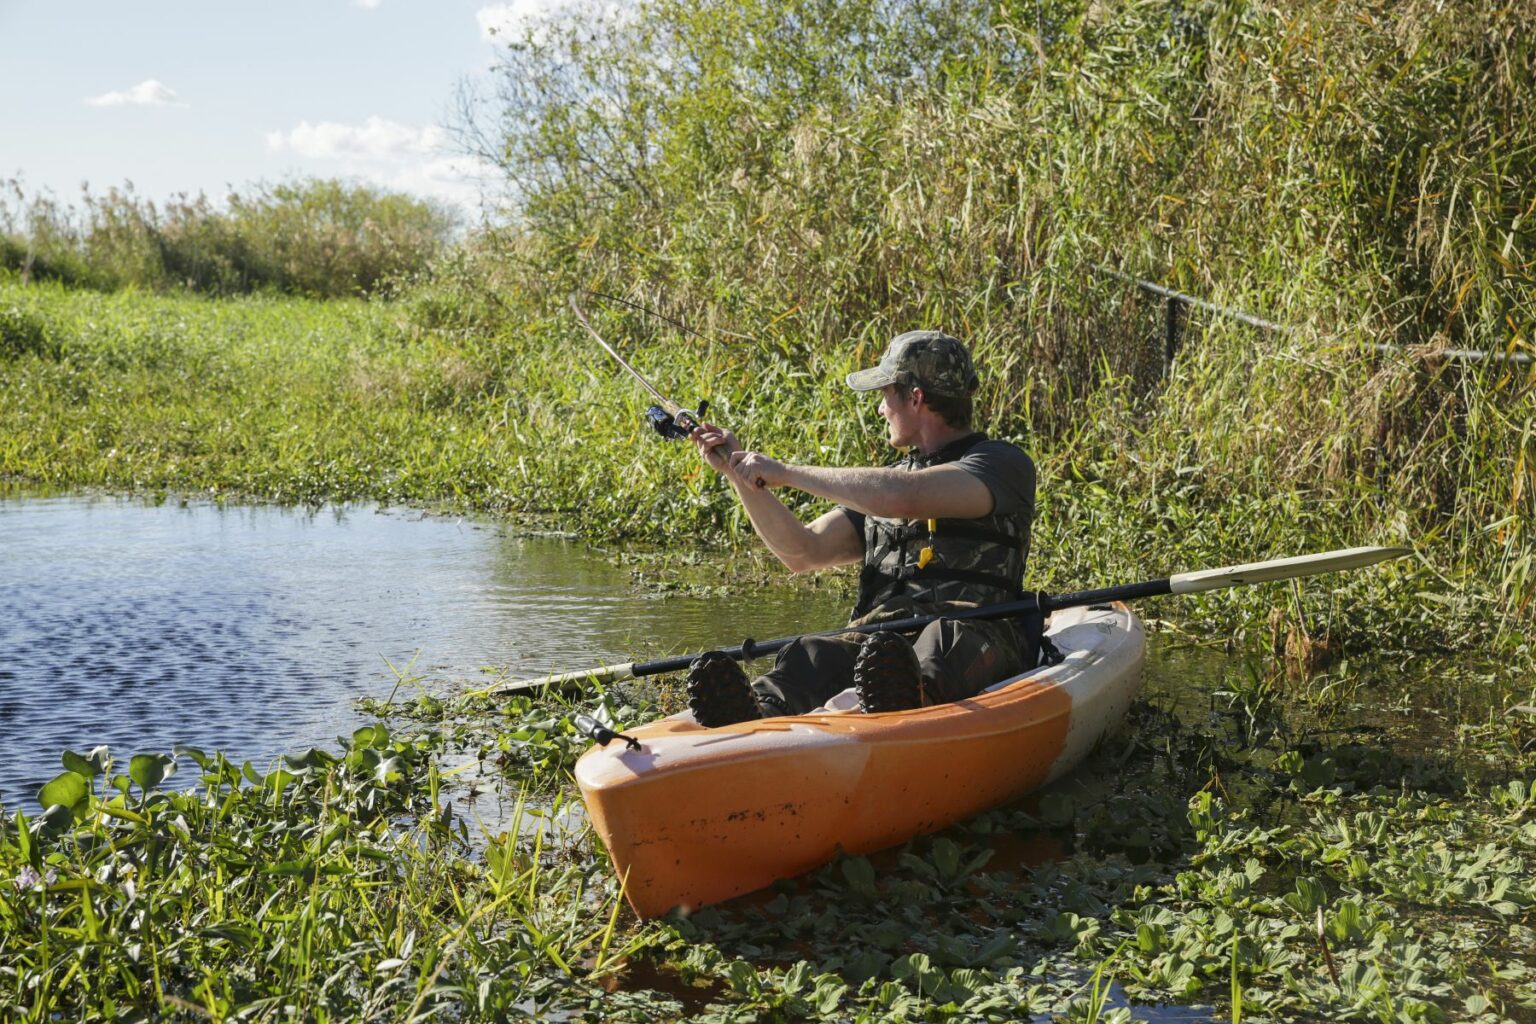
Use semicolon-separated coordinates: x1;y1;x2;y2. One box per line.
845;330;979;397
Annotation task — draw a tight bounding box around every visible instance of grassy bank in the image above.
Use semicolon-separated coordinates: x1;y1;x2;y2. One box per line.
3;651;1533;1021
1;178;454;298
0;268;1522;660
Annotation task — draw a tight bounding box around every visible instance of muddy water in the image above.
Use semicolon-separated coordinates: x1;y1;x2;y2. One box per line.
0;493;848;808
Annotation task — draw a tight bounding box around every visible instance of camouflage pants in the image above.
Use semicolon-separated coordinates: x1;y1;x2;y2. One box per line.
749;613;1038;716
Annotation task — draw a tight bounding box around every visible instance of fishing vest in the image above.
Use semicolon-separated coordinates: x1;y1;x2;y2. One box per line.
850;433;1031;622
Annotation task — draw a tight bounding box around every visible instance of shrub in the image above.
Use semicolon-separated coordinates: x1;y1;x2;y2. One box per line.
0;177;457;298
0;303;59;361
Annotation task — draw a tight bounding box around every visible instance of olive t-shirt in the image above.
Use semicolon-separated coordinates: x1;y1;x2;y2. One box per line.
839;434;1036;561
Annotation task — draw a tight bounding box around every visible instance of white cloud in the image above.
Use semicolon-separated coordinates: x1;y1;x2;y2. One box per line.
265;115;495;215
266;116;444;161
84;79;186;108
352;0;384;7
369;155;500;212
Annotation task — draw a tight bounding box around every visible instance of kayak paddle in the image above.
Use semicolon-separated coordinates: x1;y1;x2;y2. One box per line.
473;545;1409;697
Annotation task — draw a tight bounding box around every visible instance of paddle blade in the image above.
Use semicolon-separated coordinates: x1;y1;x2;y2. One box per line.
1169;546;1410;595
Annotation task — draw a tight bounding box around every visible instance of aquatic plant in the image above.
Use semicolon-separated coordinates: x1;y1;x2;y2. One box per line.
0;722;642;1020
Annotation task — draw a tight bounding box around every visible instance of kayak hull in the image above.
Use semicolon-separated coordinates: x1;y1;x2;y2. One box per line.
575;603;1145;918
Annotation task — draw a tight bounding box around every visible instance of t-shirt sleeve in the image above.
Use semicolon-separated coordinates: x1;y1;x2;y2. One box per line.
838;506;866;536
953;440;1036;517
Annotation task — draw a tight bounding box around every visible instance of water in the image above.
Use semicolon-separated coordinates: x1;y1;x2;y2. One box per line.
0;493;848;808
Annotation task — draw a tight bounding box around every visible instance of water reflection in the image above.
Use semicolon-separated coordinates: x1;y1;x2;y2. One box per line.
0;494;847;808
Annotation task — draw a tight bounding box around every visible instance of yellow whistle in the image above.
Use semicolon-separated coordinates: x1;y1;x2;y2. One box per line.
917;519;938;570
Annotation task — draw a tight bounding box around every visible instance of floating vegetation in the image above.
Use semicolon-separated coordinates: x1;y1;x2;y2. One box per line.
3;0;1534;1017
6;646;1530;1021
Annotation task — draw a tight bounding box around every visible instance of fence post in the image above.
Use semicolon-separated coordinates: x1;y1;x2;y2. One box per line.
1164;295;1183;377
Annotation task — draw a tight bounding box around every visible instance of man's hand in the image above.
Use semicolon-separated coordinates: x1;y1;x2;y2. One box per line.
728;450;787;490
692;422;783;490
690;422;740;475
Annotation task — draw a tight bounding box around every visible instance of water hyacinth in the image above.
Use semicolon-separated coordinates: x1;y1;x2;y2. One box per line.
11;865;55;891
1;611;1533;1020
1;0;1533;1018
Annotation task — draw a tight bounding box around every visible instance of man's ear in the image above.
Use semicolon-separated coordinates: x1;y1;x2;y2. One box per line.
909;385;926;409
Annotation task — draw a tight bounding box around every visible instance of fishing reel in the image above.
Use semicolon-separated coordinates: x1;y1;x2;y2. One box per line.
646;400;708;441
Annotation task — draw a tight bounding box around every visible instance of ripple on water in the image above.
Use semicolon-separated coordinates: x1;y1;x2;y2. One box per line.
0;494;850;807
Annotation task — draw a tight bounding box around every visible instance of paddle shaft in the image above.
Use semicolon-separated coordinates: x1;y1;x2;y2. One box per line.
623;577;1176;673
483;545;1407;696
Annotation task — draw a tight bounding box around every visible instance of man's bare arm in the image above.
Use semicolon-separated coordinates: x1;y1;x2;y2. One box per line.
737;504;863;573
728;456;994;520
691;423;863;572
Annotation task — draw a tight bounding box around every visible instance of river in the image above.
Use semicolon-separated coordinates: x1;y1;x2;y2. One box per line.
0;493;848;808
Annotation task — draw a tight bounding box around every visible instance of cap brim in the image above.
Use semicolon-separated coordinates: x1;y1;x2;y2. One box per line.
846;366;897;391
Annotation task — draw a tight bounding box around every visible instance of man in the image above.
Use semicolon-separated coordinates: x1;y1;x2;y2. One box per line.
687;330;1046;727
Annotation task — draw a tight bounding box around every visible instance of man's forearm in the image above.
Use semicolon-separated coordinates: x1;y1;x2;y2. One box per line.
727;474;838;571
765;461;995;520
774;464;917;517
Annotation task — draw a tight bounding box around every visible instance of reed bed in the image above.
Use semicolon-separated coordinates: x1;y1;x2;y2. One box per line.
4;0;1531;654
3;3;1535;1015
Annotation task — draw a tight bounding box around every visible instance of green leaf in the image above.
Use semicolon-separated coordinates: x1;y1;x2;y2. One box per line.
13;811;33;865
37;771;88;812
1136;922;1166;953
263;768;298;795
199;923;261;949
174;746;212;770
725;959;759;996
285;747;336;770
840;855;877;897
780;960;812;995
892;952;942;995
932;836;962;880
129;753;173;793
1284;877;1327;915
352;724;390;749
813;975;847;1015
374;756;403;784
61;749;102;778
34;804;74;835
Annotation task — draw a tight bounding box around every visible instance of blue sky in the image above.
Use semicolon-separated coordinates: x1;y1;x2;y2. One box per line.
0;1;557;215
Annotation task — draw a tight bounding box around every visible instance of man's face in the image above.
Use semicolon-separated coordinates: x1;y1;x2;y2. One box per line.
877;383;921;448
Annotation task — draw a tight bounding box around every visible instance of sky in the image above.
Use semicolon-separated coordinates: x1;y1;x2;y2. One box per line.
0;0;562;217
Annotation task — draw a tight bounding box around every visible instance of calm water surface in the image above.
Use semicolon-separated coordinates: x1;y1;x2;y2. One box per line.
0;493;848;808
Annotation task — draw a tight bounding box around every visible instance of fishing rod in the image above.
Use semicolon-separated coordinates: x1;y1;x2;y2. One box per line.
569;294;714;445
585;290;756;344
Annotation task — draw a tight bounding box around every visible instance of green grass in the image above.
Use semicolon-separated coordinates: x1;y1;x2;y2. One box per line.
4;652;1532;1021
0;269;1522;659
2;0;1535;1015
1;177;453;298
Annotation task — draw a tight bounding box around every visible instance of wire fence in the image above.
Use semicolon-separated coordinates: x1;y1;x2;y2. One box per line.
1095;266;1534;373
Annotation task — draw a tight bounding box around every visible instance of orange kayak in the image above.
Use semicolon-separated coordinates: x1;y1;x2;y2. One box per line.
575;602;1145;918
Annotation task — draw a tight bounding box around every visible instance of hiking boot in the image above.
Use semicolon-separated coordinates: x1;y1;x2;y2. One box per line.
853;632;925;713
686;651;760;727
